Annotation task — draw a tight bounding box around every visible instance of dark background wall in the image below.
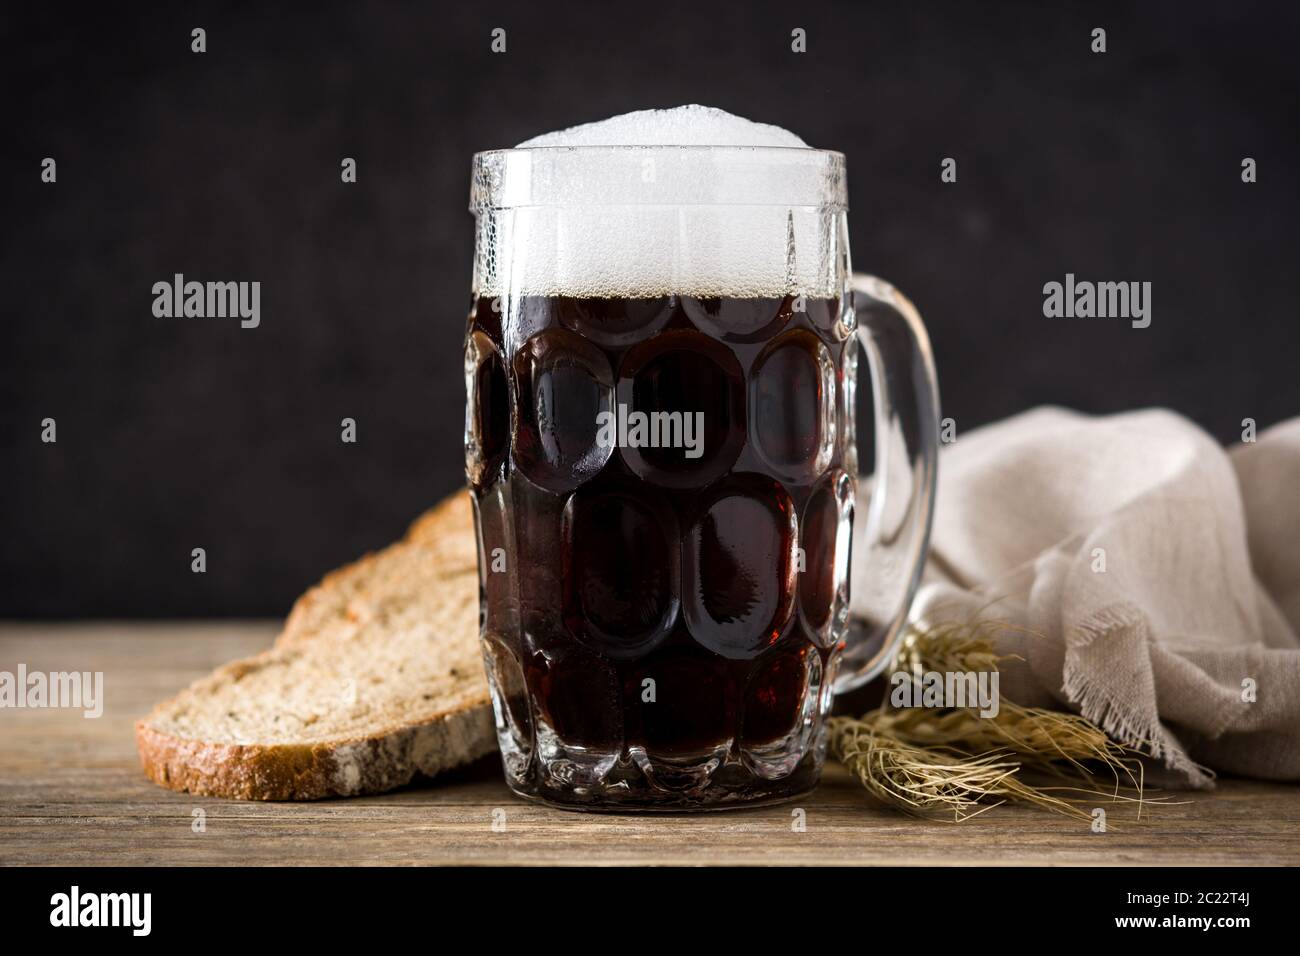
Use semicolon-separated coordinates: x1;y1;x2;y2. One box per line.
3;1;1298;617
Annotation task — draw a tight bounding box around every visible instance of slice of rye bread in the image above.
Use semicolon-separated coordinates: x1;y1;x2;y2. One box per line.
135;490;497;800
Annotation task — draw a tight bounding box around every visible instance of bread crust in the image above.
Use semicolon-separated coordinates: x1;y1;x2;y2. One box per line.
135;704;494;800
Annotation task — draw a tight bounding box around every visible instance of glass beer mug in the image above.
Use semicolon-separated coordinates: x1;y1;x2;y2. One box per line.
464;143;938;809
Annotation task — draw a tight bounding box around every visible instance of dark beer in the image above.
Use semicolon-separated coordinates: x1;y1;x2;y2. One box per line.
465;292;854;806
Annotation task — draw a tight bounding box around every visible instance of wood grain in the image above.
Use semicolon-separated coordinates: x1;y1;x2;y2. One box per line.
1;622;1297;866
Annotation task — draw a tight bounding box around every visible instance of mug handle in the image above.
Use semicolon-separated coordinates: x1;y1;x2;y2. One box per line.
834;274;940;693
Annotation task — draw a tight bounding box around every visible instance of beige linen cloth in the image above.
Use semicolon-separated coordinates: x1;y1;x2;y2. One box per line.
906;407;1300;788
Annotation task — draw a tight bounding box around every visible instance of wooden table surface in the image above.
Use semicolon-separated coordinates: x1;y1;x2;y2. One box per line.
2;622;1297;866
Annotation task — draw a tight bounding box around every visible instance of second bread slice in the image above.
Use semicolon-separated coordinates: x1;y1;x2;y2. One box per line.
136;491;496;800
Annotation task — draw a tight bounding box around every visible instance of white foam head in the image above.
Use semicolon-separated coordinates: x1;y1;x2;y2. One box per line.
515;105;809;149
471;106;847;299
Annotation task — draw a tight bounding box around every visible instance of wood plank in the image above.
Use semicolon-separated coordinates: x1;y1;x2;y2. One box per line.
1;622;1298;866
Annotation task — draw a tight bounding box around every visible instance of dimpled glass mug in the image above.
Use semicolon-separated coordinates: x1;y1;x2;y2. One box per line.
463;135;938;810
